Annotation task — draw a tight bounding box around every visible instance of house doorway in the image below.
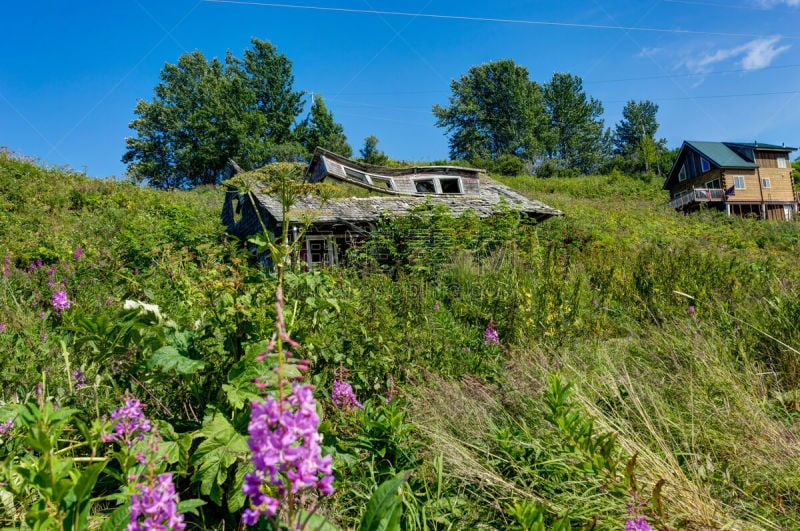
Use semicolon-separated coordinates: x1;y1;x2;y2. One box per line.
305;236;337;270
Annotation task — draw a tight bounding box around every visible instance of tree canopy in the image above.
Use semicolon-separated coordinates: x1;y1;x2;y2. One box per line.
432;59;548;163
359;135;389;166
296;95;352;157
614;100;662;156
542;72;609;175
122;39;347;188
433;61;619;176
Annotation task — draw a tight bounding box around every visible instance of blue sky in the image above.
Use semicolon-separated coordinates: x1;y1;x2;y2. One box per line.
2;0;799;178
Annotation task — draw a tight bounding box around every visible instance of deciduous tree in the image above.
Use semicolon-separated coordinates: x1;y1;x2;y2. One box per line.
360;135;389;165
614;100;663;156
432;59;548;163
542;72;609;174
123;39;346;188
296;95;352;157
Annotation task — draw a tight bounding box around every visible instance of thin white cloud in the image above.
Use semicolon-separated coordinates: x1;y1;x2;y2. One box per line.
681;36;790;73
756;1;800;7
637;47;663;58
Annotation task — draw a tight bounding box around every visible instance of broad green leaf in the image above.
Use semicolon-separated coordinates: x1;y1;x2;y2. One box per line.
297;510;340;531
148;345;206;375
190;411;248;506
227;460;253;513
177;498;207;515
359;471;410;531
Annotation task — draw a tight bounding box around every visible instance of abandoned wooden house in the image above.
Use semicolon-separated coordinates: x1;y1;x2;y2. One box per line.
223;148;562;268
664;141;797;220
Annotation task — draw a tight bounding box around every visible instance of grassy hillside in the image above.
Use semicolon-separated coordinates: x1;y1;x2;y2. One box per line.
1;153;799;529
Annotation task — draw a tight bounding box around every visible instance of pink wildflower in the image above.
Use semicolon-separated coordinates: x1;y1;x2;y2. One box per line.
332;379;364;410
52;290;70;313
243;383;334;525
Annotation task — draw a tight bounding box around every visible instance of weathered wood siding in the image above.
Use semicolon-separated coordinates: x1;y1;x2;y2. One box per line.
754;151;789;169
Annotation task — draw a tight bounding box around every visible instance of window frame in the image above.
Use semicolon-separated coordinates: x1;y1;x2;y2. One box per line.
438;177;463;194
413;178;436;194
367;175;395;190
678;164;688;182
700;158;711;172
761;177;771;188
777;157;787;169
733;176;746;190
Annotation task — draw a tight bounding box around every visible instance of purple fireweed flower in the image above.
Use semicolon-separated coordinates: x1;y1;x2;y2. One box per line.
485;322;499;345
332;379;364;410
128;473;185;531
0;419;13;437
52;290;70;313
243;383;334;524
102;394;152;446
41;332;47;343
73;370;86;390
464;347;471;353
433;304;440;311
73;247;84;260
625;516;652;531
133;267;139;275
687;305;696;315
0;323;6;333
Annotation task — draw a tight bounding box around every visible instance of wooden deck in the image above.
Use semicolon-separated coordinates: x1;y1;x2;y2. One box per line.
669;188;724;209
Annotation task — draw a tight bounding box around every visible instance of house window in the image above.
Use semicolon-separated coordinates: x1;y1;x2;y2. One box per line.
700;158;711;172
346;169;369;183
678;164;688;182
368;175;395;190
439;178;462;194
762;177;771;188
414;179;436;193
733;176;745;189
705;179;720;189
777;157;787;169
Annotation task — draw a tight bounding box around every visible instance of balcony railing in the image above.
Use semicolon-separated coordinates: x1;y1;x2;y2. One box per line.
669;188;724;209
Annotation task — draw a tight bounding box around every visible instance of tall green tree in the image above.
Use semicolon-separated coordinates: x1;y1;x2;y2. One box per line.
242;39;304;145
360;135;389;165
613;100;662;157
542;72;609;174
123;50;264;188
123;39;337;188
296;95;352;157
432;59;548;163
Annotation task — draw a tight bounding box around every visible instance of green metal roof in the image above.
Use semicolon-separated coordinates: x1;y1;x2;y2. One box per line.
685;141;756;168
724;141;796;151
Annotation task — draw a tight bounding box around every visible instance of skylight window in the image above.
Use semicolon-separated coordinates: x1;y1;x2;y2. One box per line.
414;179;435;193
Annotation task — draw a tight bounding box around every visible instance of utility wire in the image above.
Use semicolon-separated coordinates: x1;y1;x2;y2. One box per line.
328;62;800;96
203;0;799;39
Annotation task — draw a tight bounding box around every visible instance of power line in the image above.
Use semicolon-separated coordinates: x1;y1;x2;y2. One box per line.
325;62;800;97
203;0;800;39
605;89;800;103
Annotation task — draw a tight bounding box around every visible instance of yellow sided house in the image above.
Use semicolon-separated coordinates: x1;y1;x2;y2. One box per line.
664;141;797;220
